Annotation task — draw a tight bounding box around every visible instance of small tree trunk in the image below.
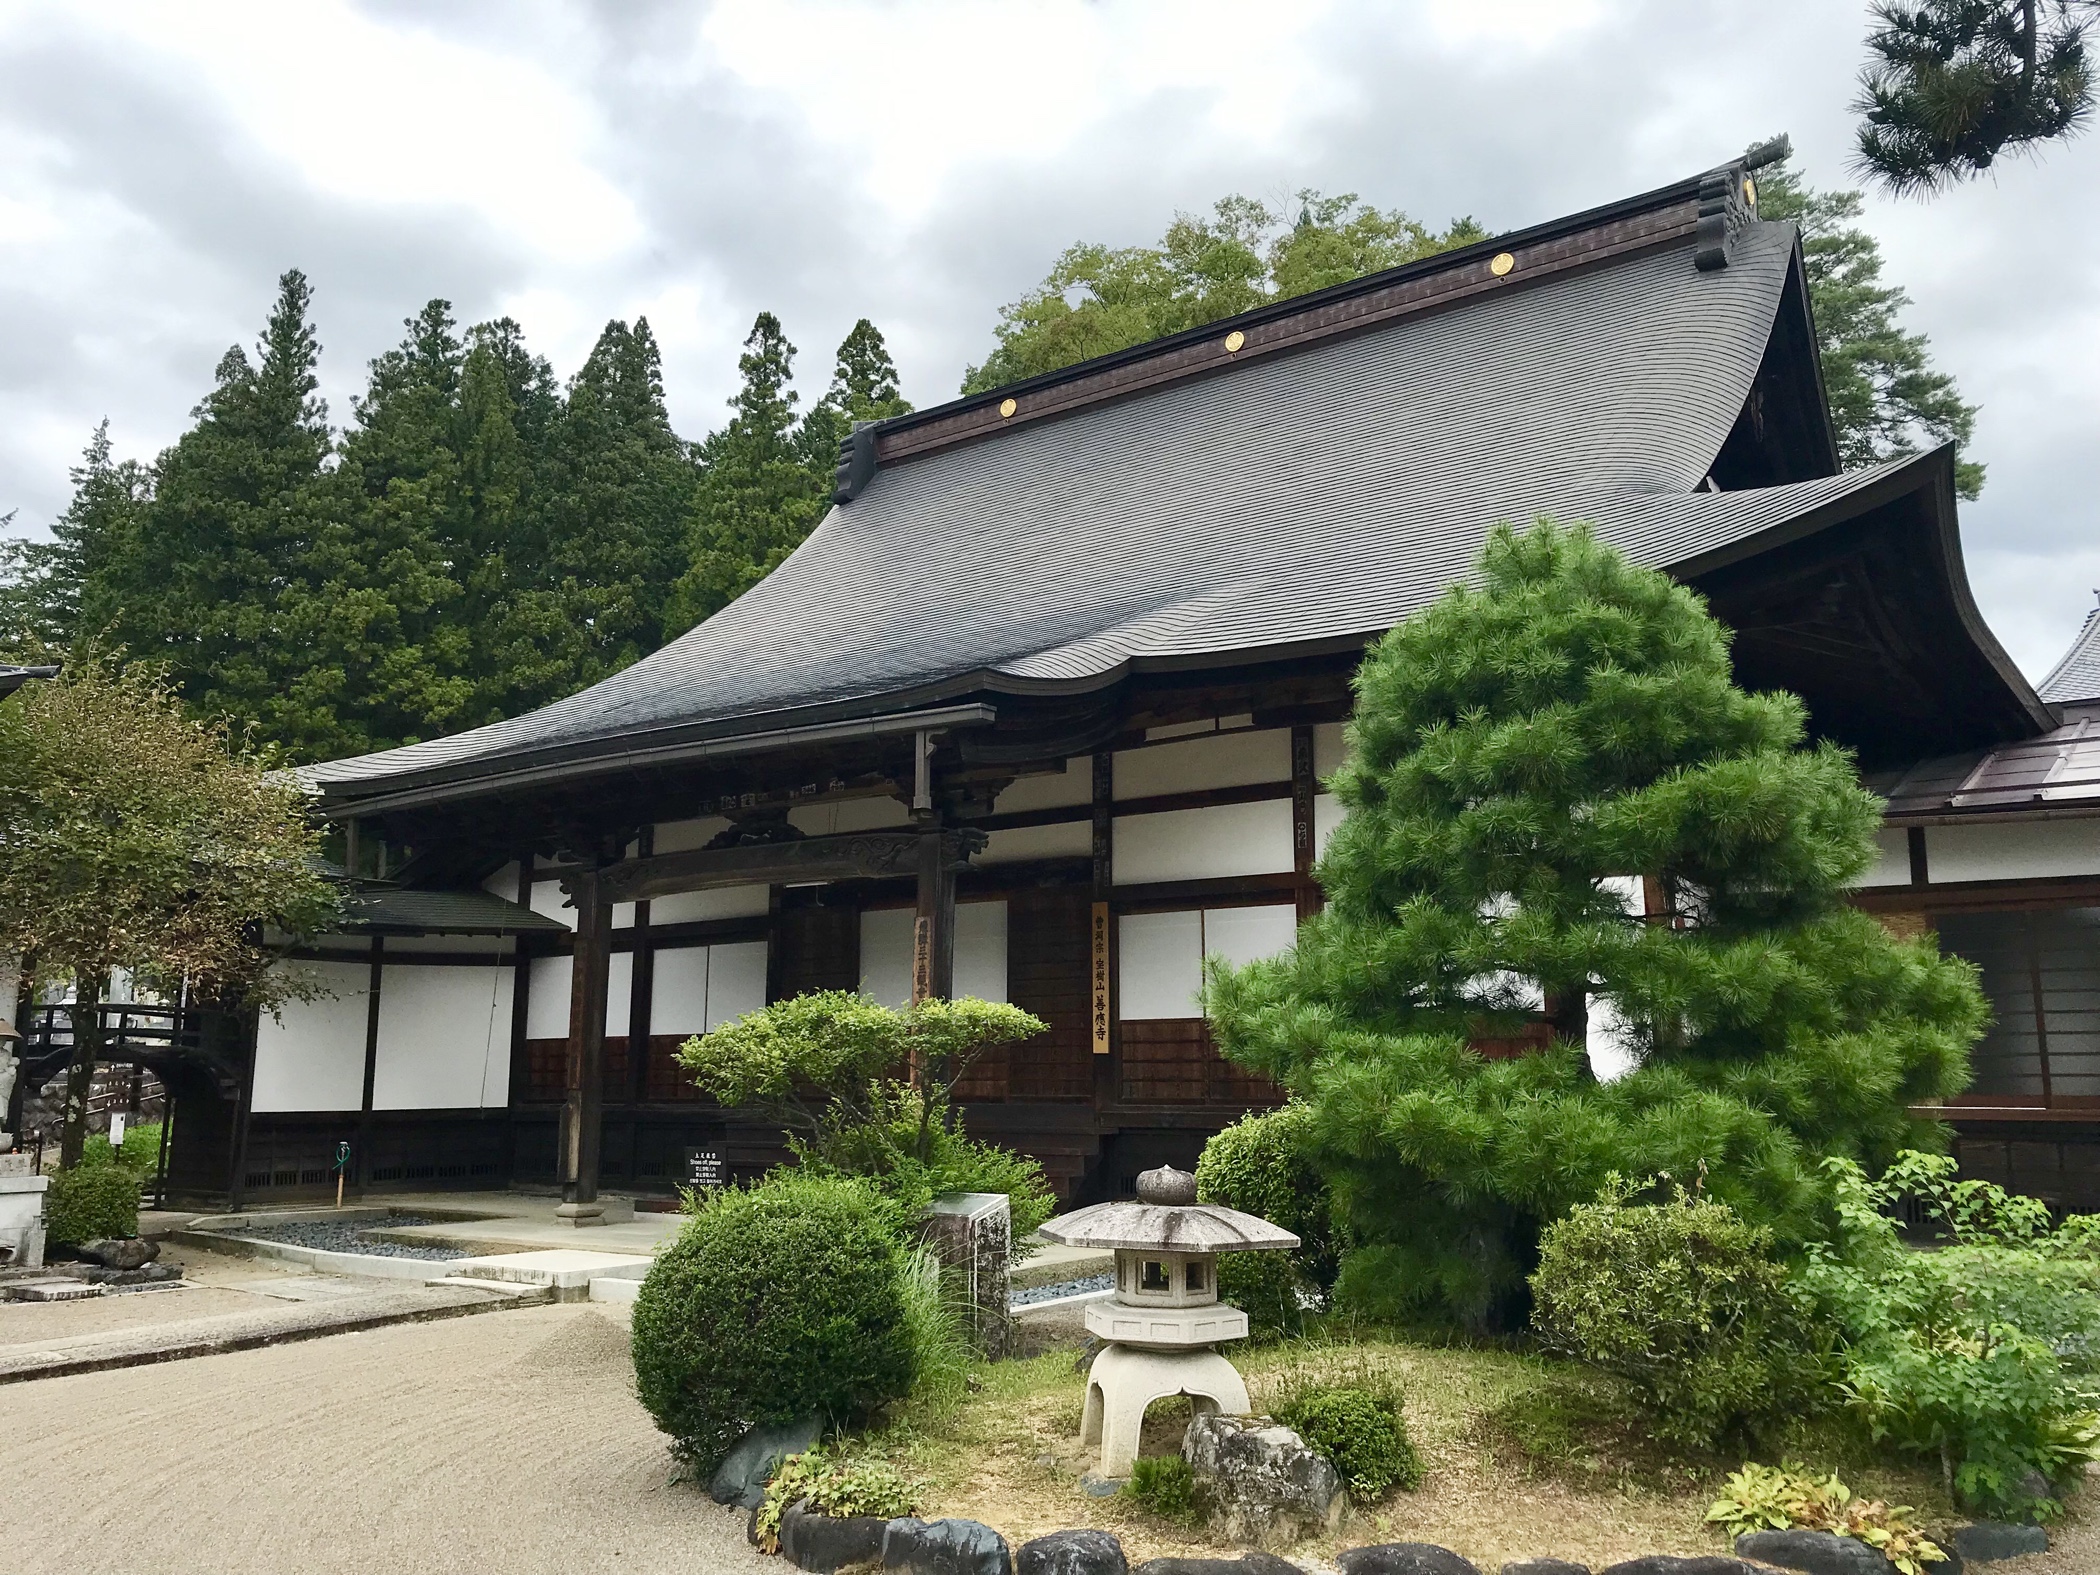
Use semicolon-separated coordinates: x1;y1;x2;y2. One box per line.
58;972;105;1170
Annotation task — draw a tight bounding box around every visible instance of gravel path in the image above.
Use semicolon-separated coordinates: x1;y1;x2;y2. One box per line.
213;1213;464;1260
1009;1272;1112;1308
1;1303;770;1575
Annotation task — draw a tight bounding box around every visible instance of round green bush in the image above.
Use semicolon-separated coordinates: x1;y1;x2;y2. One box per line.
1273;1383;1424;1500
1197;1103;1346;1338
1529;1181;1819;1451
631;1171;918;1469
46;1161;140;1245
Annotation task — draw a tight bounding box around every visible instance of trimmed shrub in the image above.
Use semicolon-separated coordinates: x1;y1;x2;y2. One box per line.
81;1123;160;1174
1124;1454;1199;1525
632;1172;918;1469
755;1445;923;1554
47;1162;140;1245
1273;1380;1424;1499
1529;1179;1818;1452
1196;1103;1345;1339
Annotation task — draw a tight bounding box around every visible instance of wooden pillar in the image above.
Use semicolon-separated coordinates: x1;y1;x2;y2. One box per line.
559;869;614;1222
627;827;655;1109
913;827;957;1003
356;935;383;1195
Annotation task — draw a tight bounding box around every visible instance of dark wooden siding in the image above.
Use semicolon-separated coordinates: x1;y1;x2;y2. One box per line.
1118;1018;1281;1106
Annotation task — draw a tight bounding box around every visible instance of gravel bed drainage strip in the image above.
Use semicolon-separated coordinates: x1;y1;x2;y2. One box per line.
1010;1273;1113;1310
204;1214;466;1261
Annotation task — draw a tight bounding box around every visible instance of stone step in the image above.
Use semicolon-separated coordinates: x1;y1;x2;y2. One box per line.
423;1276;559;1305
2;1277;102;1302
435;1249;654;1303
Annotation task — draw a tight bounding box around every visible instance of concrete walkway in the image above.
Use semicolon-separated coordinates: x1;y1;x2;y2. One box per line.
2;1302;771;1575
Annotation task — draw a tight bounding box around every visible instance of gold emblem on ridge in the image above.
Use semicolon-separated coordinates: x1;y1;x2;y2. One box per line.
998;397;1017;418
1490;252;1515;277
1223;330;1245;353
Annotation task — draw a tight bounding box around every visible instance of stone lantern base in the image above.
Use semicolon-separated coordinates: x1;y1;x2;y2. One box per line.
1080;1343;1251;1479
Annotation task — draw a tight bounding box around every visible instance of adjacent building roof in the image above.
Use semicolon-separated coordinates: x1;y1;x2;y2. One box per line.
2039;604;2100;704
336;882;566;935
300;154;2040;817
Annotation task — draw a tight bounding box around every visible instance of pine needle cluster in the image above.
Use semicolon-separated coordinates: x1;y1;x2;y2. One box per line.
1206;521;1983;1330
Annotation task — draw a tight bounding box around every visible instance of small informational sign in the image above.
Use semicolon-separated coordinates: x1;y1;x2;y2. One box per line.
1090;902;1112;1056
109;1112;126;1149
683;1147;727;1192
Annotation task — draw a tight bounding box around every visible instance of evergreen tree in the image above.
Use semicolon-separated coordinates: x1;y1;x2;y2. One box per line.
962;192;1483;393
1853;1;2093;194
666;312;831;636
106;270;334;748
798;317;914;472
539;317;697;689
1206;522;1983;1331
0;422;148;648
1755;153;1985;498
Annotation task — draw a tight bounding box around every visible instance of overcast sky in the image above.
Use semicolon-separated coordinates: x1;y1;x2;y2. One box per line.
1;0;2094;680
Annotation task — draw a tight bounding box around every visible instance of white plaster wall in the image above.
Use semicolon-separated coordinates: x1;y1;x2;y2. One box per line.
705;941;769;1028
652;817;734;853
954;901;1008;1002
993;757;1092;812
1114;800;1294;885
1119;910;1204;1020
1114;728;1290;799
529;879;634;930
1924;819;2100;884
604;951;634;1037
1204;904;1299;968
651;946;711;1036
372;964;512;1110
1313;723;1349;778
251;960;370;1113
526;955;571;1039
791;796;912;836
979;821;1090;865
1858;828;1912;888
859;903;1006;1005
860;907;914;1008
1314;794;1345;859
649;883;771;925
480;861;520;899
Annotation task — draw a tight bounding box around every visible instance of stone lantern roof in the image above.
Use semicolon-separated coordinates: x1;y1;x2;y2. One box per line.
1038;1165;1299;1254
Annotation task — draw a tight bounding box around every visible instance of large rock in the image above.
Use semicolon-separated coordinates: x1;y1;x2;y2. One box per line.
1596;1560;1761;1575
1736;1529;1894;1575
779;1500;889;1574
1017;1530;1128;1575
1952;1522;2048;1563
1501;1563;1589;1575
1182;1413;1345;1548
1335;1547;1480;1575
883;1516;1014;1575
709;1417;823;1509
76;1237;157;1271
1131;1557;1304;1575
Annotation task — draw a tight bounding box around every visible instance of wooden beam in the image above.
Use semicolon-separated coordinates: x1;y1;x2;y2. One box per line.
579;827;984;907
560;870;614;1214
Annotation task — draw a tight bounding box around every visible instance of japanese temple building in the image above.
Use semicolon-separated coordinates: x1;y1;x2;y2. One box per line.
127;146;2100;1214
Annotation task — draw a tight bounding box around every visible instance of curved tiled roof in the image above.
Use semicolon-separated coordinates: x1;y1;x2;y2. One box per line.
2040;606;2100;704
307;219;1816;804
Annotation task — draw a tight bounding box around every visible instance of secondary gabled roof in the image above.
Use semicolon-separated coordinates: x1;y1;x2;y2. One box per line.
301;155;2030;816
2039;604;2100;704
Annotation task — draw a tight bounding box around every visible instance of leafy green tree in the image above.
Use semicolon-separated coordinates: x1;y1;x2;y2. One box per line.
104;270;334;745
1756;152;1985;498
666;312;832;635
1853;1;2094;194
962;192;1484;393
1206;521;1983;1331
0;657;338;1168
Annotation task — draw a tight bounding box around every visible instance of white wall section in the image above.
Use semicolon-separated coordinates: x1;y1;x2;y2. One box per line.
993;757;1092;812
979;821;1091;865
706;940;769;1028
1857;828;1912;888
1119;906;1300;1021
251;960;370;1113
860;902;1007;1006
1115;800;1294;885
649;883;771;924
526;955;571;1039
791;796;912;836
651;946;711;1036
1313;794;1345;859
954;901;1009;1003
1922;819;2100;884
1203;904;1299;969
372;964;512;1110
860;907;914;1007
1114;728;1290;799
1313;723;1348;778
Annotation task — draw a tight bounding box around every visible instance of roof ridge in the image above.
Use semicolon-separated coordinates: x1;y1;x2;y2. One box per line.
840;146;1785;486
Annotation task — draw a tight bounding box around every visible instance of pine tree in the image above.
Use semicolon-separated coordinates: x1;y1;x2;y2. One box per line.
1755;153;1985;498
962;193;1482;394
1853;1;2094;194
106;270;334;748
540;318;697;688
0;421;149;648
1207;522;1983;1331
666;312;831;636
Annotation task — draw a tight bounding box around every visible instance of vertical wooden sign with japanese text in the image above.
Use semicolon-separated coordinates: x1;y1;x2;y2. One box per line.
912;915;933;1005
1090;901;1112;1055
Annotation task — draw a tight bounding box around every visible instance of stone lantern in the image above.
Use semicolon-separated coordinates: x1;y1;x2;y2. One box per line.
1038;1163;1297;1478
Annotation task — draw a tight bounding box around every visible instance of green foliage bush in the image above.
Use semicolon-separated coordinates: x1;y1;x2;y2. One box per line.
631;1172;918;1470
1124;1454;1199;1525
754;1445;923;1554
1530;1179;1817;1452
1206;522;1982;1330
81;1122;161;1174
1273;1380;1424;1499
1197;1103;1346;1339
801;1096;1057;1241
46;1161;140;1245
1706;1462;1947;1575
1800;1151;2100;1519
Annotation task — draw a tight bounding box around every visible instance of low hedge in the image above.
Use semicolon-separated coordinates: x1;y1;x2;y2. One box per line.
46;1161;140;1245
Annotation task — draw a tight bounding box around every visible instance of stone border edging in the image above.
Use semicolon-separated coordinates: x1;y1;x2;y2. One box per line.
169;1228;471;1281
